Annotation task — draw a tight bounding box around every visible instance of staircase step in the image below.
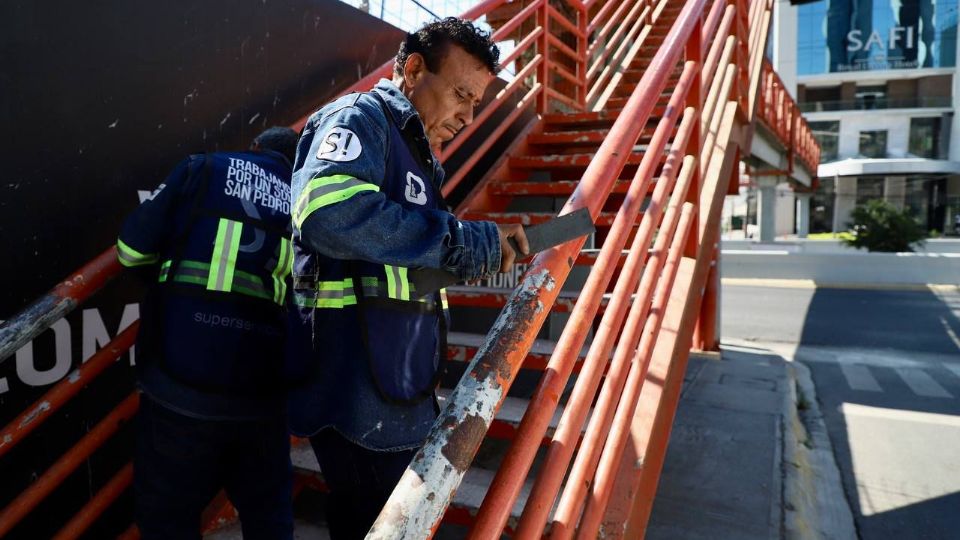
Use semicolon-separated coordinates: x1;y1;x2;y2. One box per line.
289;441;537;526
436;389;570;441
542;104;667;129
508;151;644;169
490;179;638;196
446;285;615;314
447;331;587;372
528;129;611;145
204;519;330;539
460;211;633;227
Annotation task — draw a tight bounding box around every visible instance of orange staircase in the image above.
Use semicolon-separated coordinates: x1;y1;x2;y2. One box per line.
0;0;819;538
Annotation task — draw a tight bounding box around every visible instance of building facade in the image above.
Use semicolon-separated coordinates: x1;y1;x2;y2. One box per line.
771;0;960;235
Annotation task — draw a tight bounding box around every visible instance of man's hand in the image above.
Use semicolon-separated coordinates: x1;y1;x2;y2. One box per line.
496;224;530;272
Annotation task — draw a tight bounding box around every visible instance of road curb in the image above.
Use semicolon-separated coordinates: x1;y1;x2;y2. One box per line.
722;277;960;292
782;361;857;540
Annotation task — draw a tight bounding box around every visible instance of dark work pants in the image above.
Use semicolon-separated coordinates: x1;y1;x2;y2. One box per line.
134;396;293;540
309;428;417;539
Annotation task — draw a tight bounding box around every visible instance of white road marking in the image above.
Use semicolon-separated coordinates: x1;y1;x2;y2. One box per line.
941;316;960;353
839;363;882;392
942;363;960;382
893;367;953;398
841;402;960;427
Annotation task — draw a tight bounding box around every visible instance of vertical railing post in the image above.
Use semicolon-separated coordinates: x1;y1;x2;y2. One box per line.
684;4;703;260
577;2;588;108
686;4;707;350
537;0;550;113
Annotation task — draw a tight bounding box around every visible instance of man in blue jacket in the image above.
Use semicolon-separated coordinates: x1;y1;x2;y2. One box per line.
117;127;298;540
287;18;527;538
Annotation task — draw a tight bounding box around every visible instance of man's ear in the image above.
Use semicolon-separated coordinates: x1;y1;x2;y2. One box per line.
403;53;427;87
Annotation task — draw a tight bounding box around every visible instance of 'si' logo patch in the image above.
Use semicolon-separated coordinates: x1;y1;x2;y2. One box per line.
405;172;427;205
317;127;362;162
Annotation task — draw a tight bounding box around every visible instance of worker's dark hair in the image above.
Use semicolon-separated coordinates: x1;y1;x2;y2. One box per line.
252;126;299;162
395;17;500;76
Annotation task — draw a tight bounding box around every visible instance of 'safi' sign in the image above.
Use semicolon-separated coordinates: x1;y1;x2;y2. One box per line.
847;26;917;52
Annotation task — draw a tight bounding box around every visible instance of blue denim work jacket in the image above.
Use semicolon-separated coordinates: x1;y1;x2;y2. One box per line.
286;79;501;450
290;79;501;278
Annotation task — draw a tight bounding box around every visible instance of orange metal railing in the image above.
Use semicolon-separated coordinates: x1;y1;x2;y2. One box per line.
368;0;816;538
0;0;817;537
758;57;820;175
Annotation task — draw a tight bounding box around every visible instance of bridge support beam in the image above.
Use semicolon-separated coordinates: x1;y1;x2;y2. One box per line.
756;175;779;242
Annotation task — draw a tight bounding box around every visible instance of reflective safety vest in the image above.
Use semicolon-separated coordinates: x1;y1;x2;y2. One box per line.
134;151;293;395
289;98;449;410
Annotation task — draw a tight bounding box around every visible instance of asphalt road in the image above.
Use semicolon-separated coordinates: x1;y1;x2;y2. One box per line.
722;284;960;540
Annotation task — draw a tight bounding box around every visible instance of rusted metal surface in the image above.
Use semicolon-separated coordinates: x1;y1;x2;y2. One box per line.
368;266;575;539
0;247;120;364
0;393;139;537
0;323;138;459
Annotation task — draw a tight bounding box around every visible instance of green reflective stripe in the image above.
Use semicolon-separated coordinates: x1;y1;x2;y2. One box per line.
172;274;208;286
384;265;410;301
271;238;292;304
117;239;158;267
158;259;271;301
158;260;172;282
208;219;243;292
291;276;380;309
294;295;358;308
293;175;379;229
385;265;397;300
179;260;211;271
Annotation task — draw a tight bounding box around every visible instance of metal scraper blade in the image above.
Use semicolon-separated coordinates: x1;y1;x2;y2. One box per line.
409;207;595;297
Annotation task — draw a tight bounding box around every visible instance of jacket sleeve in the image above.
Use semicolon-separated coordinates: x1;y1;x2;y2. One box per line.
292;102;501;281
116;156;197;268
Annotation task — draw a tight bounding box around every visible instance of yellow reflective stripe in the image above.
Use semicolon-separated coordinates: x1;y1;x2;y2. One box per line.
440;288;449;310
207;219;243;291
293;175;379;229
271;238;292;304
117;239;158;267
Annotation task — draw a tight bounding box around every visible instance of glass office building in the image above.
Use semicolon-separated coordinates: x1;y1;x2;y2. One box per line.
768;0;960;235
798;0;957;75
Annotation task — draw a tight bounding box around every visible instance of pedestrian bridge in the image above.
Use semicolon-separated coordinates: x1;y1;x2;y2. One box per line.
0;0;817;537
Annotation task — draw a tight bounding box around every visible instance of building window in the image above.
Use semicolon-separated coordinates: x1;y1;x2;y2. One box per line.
859;130;887;158
909;117;942;159
855;85;886;110
809;121;840;162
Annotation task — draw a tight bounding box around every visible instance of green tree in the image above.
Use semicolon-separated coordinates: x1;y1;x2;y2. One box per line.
842;200;926;252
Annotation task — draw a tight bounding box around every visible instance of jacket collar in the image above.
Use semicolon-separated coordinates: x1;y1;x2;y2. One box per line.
372;79;422;131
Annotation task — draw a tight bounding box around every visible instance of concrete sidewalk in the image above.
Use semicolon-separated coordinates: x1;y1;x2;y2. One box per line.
647;346;856;540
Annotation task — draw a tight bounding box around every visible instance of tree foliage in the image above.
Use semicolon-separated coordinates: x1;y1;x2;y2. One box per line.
842;200;926;252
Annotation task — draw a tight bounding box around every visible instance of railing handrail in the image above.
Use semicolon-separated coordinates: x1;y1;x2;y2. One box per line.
798;95;953;112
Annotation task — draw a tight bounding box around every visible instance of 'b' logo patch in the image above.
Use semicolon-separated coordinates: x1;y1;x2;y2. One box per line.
405;172;427;205
317;127;362;162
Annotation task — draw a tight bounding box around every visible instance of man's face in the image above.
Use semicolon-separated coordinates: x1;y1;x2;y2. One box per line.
400;45;494;148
